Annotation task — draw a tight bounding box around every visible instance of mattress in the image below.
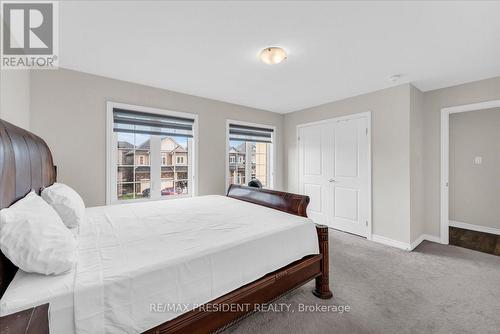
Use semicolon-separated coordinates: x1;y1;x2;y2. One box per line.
1;195;319;334
0;268;76;334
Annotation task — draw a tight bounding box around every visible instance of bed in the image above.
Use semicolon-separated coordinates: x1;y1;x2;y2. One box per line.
0;119;332;334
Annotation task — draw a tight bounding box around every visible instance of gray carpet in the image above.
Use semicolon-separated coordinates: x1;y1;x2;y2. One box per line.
224;229;500;334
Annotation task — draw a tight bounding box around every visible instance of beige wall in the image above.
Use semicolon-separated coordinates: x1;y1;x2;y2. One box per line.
0;70;30;130
284;84;412;244
30;69;284;207
449;108;500;230
423;76;500;237
410;86;425;242
24;67;500;242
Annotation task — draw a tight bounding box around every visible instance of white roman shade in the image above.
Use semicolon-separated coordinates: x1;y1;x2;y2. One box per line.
228;124;273;143
113;108;194;138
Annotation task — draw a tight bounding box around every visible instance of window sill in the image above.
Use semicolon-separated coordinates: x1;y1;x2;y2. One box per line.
111;193;192;205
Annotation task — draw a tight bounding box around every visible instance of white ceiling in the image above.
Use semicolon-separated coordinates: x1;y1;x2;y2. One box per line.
59;1;500;113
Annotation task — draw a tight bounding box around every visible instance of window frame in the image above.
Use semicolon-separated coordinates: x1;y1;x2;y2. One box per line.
225;119;275;192
106;101;198;205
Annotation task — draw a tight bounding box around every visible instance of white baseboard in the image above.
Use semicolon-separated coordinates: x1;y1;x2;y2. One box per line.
410;234;441;250
449;220;500;236
372;234;412;251
372;234;441;252
423;234;441;243
410;235;426;250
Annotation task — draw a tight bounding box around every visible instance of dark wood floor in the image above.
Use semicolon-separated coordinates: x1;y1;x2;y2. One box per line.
449;226;500;256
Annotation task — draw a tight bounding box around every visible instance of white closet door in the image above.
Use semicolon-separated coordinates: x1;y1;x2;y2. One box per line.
330;117;369;237
298;116;369;237
298;123;333;225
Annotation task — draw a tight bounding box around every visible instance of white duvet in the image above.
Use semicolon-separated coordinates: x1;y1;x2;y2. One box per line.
74;195;319;334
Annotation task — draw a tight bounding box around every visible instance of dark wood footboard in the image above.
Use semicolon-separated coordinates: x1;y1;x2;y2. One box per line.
227;184;332;299
313;225;333;299
147;186;332;333
146;254;323;334
226;184;309;217
147;218;333;333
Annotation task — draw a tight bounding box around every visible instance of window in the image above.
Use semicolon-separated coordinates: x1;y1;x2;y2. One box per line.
160;135;190;197
107;103;196;203
226;122;274;190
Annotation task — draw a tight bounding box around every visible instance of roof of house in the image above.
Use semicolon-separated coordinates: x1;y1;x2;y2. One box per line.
229;142;246;154
229;142;258;154
122;137;187;153
118;141;134;149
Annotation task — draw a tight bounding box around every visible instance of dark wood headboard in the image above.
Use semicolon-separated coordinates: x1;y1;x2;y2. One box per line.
0;119;57;297
226;184;310;217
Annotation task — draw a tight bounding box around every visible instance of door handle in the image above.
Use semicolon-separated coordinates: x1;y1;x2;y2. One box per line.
328;178;337;183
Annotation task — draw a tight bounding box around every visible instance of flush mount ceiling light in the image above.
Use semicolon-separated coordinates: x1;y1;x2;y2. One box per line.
259;47;287;65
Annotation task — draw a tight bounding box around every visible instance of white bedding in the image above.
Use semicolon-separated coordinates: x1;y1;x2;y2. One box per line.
1;195;319;334
0;227;80;334
0;269;76;334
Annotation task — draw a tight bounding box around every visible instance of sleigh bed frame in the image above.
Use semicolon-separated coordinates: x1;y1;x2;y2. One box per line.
0;119;332;334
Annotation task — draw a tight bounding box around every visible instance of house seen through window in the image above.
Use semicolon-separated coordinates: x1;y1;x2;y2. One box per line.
110;105;195;203
227;122;273;189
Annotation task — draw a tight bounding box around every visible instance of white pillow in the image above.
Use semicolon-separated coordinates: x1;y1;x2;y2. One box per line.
41;183;85;229
0;192;77;275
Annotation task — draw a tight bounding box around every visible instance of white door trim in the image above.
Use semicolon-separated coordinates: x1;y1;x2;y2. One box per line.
296;111;372;240
440;99;500;244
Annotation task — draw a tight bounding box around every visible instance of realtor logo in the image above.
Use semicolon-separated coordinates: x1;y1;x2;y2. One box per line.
1;1;58;69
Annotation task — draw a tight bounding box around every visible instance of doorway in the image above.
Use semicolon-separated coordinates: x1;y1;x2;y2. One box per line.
440;99;500;249
297;112;372;238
